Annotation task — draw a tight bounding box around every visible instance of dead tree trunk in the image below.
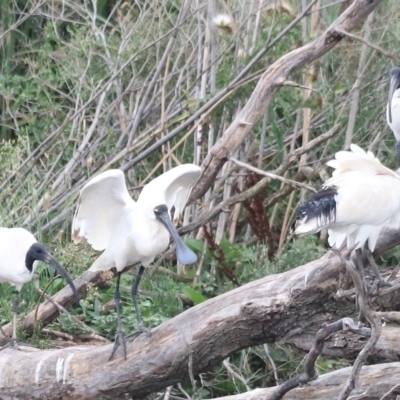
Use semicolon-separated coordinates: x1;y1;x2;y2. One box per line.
211;363;400;400
0;229;399;399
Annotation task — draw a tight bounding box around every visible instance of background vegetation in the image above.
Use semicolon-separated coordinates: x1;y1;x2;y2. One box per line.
0;0;398;397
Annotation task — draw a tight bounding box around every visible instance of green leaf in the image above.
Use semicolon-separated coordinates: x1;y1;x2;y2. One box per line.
184;238;204;253
183;287;206;305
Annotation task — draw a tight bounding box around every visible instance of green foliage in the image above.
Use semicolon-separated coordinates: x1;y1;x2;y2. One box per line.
0;0;398;397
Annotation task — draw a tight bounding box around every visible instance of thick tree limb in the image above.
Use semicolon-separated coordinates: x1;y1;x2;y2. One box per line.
336;252;382;400
285;324;400;363
190;0;382;200
211;363;400;400
270;318;370;400
0;229;400;399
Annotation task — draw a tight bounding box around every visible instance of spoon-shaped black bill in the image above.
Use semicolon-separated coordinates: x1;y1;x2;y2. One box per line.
26;243;80;303
155;205;197;265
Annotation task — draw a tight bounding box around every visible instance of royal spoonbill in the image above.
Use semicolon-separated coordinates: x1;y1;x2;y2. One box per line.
72;164;202;360
387;67;400;165
293;144;400;285
0;228;79;349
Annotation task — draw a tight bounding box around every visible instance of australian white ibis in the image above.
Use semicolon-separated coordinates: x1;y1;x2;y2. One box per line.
0;228;79;349
293;144;400;285
72;164;202;360
387;67;400;166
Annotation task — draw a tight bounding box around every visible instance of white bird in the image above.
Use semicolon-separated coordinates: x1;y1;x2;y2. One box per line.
293;144;400;285
387;67;400;165
72;164;202;360
0;228;79;349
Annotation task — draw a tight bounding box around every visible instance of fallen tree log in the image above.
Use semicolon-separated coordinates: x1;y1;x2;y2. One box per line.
0;229;399;399
285;324;400;363
211;362;400;400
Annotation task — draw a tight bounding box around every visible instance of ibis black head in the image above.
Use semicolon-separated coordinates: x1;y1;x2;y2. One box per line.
26;243;80;304
388;67;400;123
153;203;197;265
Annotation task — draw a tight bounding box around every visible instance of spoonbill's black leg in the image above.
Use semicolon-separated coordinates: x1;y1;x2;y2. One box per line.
109;272;126;361
129;265;151;337
125;265;151;344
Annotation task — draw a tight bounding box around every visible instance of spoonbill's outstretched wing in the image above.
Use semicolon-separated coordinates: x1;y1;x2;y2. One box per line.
137;164;202;224
72;169;135;251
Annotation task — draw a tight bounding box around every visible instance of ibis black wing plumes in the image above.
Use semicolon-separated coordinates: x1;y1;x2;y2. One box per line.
294;188;337;235
26;243;80;304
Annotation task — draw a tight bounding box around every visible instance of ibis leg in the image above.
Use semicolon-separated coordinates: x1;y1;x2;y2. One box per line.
0;291;36;352
109;272;127;361
11;290;19;340
364;247;391;287
354;249;368;324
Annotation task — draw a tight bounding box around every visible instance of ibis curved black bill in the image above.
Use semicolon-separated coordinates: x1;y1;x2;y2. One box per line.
27;243;80;303
155;205;197;265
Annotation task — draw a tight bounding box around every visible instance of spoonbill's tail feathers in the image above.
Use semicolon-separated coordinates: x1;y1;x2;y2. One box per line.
293;188;337;235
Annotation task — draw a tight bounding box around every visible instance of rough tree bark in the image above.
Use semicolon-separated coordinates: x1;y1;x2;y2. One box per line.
0;229;399;399
212;363;400;400
190;0;382;201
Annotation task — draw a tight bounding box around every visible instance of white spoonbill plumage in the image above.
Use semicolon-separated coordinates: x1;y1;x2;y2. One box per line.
293;144;400;284
387;67;400;165
0;228;79;349
72;164;202;360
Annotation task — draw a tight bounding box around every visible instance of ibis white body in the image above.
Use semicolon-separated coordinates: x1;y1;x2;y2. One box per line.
387;88;400;141
387;67;400;141
72;164;202;271
295;144;400;252
0;228;38;291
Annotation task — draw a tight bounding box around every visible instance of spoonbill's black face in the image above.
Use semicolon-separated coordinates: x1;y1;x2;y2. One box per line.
388;67;400;123
154;203;197;265
25;242;80;303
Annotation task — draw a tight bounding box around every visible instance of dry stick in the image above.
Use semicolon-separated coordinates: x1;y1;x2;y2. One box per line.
334;28;400;64
0;0;47;42
230;158;317;193
269;318;371;400
299;0;320;202
344;12;374;149
180;125;339;235
37;289;108;342
263;344;281;386
380;384;400;400
120;0;317;173
375;311;400;323
222;358;251;392
0;110;73;195
335;251;382;400
190;0;382;202
125;0;192;148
